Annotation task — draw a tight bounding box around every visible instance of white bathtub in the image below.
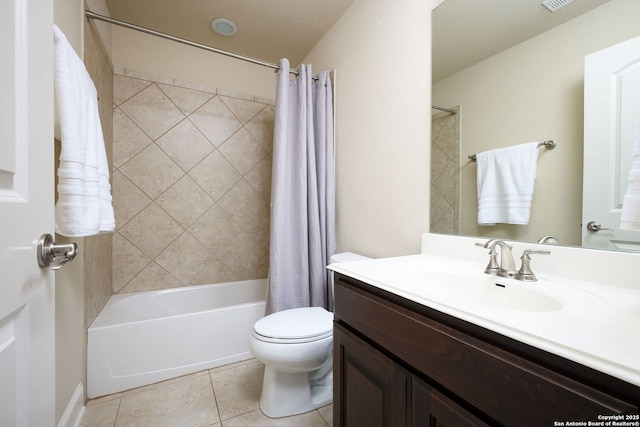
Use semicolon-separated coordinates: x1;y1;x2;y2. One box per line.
87;279;267;398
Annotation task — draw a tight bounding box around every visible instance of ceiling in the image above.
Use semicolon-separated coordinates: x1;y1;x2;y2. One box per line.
103;0;355;66
101;0;610;78
432;0;611;82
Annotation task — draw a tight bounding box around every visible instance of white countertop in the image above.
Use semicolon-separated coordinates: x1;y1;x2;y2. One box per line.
329;250;640;388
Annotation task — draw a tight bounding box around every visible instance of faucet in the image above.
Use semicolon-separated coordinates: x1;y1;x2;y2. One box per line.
476;239;516;278
537;236;559;245
515;249;551;281
477;240;552;282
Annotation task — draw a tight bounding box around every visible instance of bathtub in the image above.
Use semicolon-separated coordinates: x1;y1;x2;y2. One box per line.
87;279;267;398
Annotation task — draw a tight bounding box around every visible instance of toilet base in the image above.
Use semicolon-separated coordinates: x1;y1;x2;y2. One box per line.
259;366;333;418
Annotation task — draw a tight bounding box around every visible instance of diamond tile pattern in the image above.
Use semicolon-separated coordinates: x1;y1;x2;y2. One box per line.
113;71;274;293
430;110;460;235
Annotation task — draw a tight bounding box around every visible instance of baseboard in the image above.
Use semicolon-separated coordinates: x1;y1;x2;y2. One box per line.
57;384;86;427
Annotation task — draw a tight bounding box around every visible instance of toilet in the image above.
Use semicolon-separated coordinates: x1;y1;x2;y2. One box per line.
250;252;370;418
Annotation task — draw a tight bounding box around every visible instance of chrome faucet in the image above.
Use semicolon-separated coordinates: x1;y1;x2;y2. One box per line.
515;249;551;281
537;235;559;245
477;240;551;282
476;239;516;278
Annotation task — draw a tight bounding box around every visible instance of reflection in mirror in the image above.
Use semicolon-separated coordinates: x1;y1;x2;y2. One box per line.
431;0;640;251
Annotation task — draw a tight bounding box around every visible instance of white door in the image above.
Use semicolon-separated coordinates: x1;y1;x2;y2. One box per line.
582;35;640;252
0;0;55;425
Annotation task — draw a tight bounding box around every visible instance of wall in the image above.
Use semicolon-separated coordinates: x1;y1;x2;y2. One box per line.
83;15;114;330
432;0;640;246
431;110;460;234
112;71;273;293
109;0;440;259
53;1;84;423
53;0;113;422
111;27;275;101
303;0;440;257
109;12;276;293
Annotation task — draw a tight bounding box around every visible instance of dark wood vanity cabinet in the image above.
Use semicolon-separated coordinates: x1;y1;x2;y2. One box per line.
335;323;489;427
333;273;640;427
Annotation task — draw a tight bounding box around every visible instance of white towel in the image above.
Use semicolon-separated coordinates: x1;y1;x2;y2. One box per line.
620;122;640;231
476;142;539;226
53;25;115;236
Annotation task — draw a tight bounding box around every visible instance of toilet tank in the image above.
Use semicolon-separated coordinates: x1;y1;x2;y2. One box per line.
328;252;370;311
329;252;370;264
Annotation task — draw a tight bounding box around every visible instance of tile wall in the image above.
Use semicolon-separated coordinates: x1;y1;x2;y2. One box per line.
83;18;114;326
112;70;274;293
430;110;460;235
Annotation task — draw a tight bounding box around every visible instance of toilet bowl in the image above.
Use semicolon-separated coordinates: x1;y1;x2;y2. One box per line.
250;252;370;418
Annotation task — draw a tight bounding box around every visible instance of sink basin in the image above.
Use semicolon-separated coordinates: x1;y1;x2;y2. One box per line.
388;265;608;313
400;271;563;312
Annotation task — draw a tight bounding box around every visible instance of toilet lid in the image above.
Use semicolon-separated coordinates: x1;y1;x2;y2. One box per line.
253;307;333;342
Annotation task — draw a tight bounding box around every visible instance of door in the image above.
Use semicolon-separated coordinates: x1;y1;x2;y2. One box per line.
0;0;55;425
412;377;490;427
582;35;640;251
334;324;410;427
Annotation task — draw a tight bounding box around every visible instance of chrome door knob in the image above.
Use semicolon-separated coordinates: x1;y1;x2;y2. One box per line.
37;234;78;270
586;221;613;232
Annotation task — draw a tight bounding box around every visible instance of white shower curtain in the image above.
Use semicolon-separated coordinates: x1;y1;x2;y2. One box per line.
266;58;336;314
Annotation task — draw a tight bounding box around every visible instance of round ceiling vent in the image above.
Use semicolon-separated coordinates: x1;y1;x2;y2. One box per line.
210;18;238;36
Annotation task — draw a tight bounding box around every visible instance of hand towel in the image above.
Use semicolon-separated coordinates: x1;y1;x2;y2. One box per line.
476;142;539;225
54;25;115;236
620;122;640;231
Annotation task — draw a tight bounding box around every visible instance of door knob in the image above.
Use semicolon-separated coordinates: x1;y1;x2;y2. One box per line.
586;221;613;232
37;234;78;270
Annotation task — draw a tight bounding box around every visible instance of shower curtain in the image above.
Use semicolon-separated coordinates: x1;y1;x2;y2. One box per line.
266;58;336;314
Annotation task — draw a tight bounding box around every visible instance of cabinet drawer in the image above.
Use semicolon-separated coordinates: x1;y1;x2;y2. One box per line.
334;275;638;426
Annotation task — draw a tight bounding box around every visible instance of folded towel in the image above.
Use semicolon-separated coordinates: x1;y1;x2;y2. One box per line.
54;25;115;236
620;122;640;231
476;142;539;225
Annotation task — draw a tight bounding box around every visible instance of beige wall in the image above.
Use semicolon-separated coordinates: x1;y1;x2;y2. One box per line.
431;110;460;234
111;72;273;293
54;0;114;421
433;0;640;246
109;0;440;259
303;0;439;257
53;1;84;422
83;17;114;332
111;27;275;100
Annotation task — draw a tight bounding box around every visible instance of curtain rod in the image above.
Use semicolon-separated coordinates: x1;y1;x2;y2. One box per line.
84;10;309;79
432;105;457;114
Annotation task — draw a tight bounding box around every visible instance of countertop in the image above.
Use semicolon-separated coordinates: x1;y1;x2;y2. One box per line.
329;252;640;388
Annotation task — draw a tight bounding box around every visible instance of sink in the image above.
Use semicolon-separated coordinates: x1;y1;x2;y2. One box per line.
389;265;607;313
401;271;563;312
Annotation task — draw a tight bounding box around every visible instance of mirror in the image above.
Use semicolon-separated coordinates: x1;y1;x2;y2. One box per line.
431;0;640;250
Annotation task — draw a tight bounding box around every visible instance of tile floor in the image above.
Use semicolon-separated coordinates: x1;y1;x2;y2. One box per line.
81;359;333;427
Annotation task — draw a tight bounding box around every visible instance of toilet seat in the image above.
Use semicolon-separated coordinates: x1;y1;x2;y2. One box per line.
253;307;333;344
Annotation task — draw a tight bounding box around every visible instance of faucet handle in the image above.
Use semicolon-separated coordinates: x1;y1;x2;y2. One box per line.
475;242;500;275
516;249;550;282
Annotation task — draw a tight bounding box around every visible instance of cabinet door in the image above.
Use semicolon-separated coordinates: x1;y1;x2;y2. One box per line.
412;377;490;427
334;323;410;427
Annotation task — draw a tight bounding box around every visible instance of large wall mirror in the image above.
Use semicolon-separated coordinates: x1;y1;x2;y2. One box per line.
431;0;640;252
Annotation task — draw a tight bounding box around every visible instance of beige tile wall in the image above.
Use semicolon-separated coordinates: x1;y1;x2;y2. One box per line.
112;70;274;293
430;110;460;235
84;18;114;326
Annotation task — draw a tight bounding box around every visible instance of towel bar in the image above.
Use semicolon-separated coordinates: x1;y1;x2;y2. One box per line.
468;140;556;162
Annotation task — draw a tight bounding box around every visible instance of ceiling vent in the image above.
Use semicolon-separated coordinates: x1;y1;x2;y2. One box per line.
542;0;576;12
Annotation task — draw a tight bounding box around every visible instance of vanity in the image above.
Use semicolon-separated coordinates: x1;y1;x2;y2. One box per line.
329;234;640;426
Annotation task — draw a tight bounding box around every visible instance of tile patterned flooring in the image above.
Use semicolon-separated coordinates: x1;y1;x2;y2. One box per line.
81;359;333;427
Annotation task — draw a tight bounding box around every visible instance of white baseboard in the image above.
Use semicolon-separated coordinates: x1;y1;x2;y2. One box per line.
57;384;86;427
